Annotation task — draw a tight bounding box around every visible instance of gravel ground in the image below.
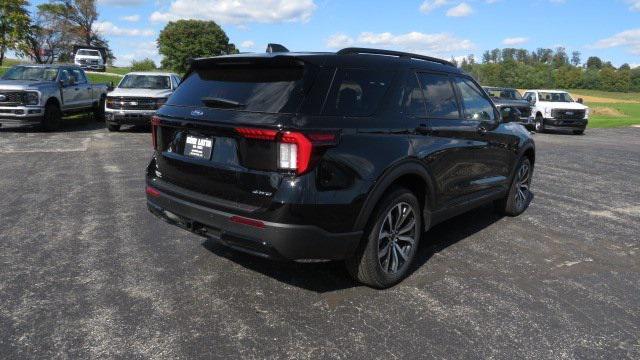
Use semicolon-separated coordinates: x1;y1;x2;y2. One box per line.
0;120;638;359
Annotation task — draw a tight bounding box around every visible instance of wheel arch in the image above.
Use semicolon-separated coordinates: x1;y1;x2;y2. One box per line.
354;160;435;233
45;96;60;108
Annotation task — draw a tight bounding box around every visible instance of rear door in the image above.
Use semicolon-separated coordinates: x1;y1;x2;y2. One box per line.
71;68;93;108
409;71;492;207
152;61;312;211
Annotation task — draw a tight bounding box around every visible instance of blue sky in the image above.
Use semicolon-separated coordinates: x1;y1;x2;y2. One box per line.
27;0;640;67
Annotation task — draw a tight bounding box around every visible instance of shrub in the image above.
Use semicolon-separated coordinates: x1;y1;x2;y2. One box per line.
130;58;157;72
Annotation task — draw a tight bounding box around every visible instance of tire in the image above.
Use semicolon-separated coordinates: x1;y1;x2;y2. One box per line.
495;157;532;217
94;96;105;122
534;114;545;133
346;187;422;289
573;130;584;135
107;124;121;132
41;102;62;131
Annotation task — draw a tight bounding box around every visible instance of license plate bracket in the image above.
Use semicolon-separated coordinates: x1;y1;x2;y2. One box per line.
184;134;214;160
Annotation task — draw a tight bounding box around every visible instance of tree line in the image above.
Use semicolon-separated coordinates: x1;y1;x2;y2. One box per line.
454;47;640;93
1;0;112;65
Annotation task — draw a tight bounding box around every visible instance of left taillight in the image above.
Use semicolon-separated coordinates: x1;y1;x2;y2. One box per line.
151;116;160;150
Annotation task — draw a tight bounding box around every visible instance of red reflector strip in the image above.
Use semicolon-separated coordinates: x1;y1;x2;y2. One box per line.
146;186;161;197
235;127;278;140
229;216;266;229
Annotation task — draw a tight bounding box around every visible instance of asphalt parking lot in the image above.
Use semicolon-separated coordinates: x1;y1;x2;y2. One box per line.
0;120;638;359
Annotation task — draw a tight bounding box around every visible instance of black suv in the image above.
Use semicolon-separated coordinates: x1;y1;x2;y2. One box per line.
146;47;535;288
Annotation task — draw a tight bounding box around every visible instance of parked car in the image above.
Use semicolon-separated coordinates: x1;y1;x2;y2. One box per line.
0;64;109;131
523;90;589;134
483;87;534;130
145;46;536;288
73;46;106;72
104;72;181;132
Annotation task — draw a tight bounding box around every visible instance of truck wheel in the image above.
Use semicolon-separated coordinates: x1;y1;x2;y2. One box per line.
534;115;545;133
94;96;105;121
346;187;422;289
495;157;532;217
107;124;121;132
42;103;62;131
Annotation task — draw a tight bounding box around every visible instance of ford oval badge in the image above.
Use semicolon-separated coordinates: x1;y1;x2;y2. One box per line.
191;109;204;117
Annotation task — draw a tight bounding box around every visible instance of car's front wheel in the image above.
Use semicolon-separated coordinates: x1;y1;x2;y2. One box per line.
346;187;422;288
107;123;120;132
495;157;532;216
41;102;62;131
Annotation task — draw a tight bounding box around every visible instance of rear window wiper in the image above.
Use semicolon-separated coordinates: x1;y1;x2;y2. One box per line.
201;97;245;109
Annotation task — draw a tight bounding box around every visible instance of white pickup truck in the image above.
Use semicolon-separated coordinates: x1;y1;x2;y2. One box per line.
523;90;589;135
105;72;181;131
0;64;109;131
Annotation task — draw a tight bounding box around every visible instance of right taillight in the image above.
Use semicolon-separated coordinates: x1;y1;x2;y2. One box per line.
236;127;337;175
151;116;160;149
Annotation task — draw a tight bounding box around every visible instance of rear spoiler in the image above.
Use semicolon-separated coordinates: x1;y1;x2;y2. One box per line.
187;55;307;72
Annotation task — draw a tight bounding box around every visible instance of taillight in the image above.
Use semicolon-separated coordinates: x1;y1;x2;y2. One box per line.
236;127;337;175
151;116;160;149
146;186;161;197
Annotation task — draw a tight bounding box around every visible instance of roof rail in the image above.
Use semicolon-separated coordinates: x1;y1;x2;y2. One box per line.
336;47;456;67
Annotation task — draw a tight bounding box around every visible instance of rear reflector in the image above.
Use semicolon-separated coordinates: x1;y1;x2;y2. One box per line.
146;186;161;197
229;216;266;228
235;127;278;140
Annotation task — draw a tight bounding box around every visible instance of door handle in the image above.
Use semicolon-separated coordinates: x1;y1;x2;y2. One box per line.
74;87;79;91
416;124;431;134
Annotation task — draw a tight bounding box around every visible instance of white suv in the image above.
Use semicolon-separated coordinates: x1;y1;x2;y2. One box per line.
523;90;589;135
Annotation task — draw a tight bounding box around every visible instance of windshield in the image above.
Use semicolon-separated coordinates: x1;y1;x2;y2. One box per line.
118;75;171;89
485;88;522;100
167;66;306;113
77;50;101;56
1;66;58;81
539;92;574;102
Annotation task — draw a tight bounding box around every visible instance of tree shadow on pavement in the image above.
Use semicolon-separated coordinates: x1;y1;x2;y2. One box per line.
200;202;516;293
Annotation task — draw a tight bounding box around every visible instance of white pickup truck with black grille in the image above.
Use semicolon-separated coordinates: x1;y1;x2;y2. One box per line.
105;72;181;132
523;90;589;135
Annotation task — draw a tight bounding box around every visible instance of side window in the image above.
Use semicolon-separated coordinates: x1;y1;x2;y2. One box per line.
454;77;496;121
419;73;460;119
70;69;87;84
402;72;426;117
59;69;70;83
171;76;179;89
324;68;394;117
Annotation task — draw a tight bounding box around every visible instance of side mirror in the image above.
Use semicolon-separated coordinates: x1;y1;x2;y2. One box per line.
500;107;520;123
108;81;114;91
577;98;584;104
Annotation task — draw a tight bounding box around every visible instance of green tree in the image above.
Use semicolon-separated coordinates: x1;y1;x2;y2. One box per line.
586;56;603;69
157;19;238;73
131;58;157;71
37;0;113;61
0;0;31;65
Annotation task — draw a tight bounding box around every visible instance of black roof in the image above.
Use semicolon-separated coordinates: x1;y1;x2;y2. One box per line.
191;47;464;75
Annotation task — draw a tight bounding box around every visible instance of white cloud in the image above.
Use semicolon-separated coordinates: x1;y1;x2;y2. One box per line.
94;21;154;36
628;0;640;11
98;0;145;5
325;31;475;57
114;41;160;67
502;37;528;46
150;0;317;25
446;2;473;17
240;40;255;49
419;0;451;13
121;14;140;22
593;28;640;55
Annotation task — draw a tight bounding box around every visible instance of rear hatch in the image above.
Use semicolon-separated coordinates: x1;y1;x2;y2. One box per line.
151;56;321;211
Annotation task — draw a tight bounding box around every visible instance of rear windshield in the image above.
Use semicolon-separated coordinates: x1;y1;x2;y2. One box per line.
167;66;305;114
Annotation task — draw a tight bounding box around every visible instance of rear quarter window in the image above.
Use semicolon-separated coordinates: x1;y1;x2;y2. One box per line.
323;68;394;117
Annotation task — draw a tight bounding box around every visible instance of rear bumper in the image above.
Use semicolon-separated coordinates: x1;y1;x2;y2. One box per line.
146;183;362;261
